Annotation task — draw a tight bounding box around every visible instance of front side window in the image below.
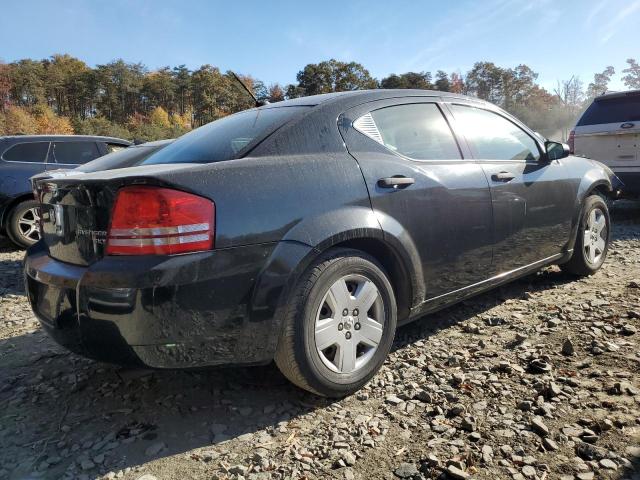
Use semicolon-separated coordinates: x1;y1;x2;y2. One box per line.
355;103;461;160
451;105;540;161
2;142;50;163
53;142;101;164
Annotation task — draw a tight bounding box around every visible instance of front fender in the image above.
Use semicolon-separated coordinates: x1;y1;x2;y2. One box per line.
566;158;616;252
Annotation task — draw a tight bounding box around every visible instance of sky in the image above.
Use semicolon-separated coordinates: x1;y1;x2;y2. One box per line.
2;0;639;92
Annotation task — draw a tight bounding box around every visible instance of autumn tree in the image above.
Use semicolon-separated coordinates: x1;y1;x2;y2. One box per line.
94;59;146;123
291;59;377;96
434;71;451;91
0;63;13;111
622;58;640;89
42;54;93;117
267;84;285;102
380;72;432;89
2;105;38;134
586;66;615;99
143;67;177;113
10;59;46;106
449;73;464;93
465;62;504;104
172;65;191;115
32;104;74;134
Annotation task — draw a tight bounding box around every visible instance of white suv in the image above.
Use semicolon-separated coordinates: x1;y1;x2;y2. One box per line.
571;90;640;197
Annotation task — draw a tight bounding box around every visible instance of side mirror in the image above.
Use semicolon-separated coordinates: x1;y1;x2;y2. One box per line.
544;140;570;161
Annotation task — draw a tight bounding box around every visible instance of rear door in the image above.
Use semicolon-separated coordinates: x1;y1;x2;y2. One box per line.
448;103;575;274
339;98;493;301
0;141;51;192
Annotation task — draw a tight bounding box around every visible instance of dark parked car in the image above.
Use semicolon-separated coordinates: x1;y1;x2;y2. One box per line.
0;135;131;247
25;90;621;397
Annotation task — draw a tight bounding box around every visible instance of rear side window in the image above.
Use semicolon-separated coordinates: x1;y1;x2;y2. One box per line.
2;142;50;162
143;107;309;165
53;141;101;164
578;97;640;126
355;103;461;160
451;105;540;161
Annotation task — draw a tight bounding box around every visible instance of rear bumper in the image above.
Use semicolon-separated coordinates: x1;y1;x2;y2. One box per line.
24;241;311;368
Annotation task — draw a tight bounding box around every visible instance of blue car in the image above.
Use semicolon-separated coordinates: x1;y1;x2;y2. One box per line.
0;135;130;247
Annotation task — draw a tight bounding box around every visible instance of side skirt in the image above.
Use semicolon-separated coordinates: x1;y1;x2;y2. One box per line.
402;251;571;325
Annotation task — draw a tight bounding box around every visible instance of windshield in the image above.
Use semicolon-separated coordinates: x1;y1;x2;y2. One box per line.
79;143;171;172
142;107;309;165
578;97;640;126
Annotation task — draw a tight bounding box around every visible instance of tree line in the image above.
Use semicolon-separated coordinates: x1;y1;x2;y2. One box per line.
1;54;639;142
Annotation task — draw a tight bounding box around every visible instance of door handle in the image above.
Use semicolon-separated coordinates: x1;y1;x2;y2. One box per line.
378;176;416;189
491;171;516;182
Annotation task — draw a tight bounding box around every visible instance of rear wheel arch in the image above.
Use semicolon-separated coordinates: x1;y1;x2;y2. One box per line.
322;237;413;323
258;230;420;360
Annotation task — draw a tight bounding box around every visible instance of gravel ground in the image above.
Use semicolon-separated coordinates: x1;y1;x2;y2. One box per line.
0;202;639;480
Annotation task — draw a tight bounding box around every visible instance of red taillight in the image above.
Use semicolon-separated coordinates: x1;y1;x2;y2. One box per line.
568;130;575;154
106;186;215;256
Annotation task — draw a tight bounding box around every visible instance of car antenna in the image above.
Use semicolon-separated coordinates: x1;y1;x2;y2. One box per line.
231;71;269;107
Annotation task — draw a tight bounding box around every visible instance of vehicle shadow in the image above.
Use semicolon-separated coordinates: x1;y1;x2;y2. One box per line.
0;206;638;479
393;266;577;353
0;264;590;479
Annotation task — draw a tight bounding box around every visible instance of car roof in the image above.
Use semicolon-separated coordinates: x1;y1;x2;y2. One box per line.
0;135;131;144
594;89;640;102
261;89;493;110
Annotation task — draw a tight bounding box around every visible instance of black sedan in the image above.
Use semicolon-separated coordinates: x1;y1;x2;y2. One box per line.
25;90;621;397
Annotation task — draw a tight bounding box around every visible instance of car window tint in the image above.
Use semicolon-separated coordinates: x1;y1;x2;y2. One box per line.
577;97;640;126
53;141;101;164
2;142;50;162
358;103;461;160
451;105;540;161
142;106;309;165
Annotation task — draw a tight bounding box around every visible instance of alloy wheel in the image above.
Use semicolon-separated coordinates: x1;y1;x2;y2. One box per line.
17;207;41;243
583;207;607;265
314;274;385;374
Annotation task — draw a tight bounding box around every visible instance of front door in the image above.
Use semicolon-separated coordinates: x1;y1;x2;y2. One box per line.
448;103;575;274
340;98;494;302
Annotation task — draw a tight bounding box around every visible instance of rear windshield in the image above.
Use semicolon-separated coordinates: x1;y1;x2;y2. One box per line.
578;96;640;126
142;107;308;165
79;143;169;172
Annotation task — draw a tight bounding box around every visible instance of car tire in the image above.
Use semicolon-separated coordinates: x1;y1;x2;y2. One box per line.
561;194;610;276
274;248;397;397
6;199;41;249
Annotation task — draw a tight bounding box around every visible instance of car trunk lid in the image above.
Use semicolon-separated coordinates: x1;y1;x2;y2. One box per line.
33;165;194;266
